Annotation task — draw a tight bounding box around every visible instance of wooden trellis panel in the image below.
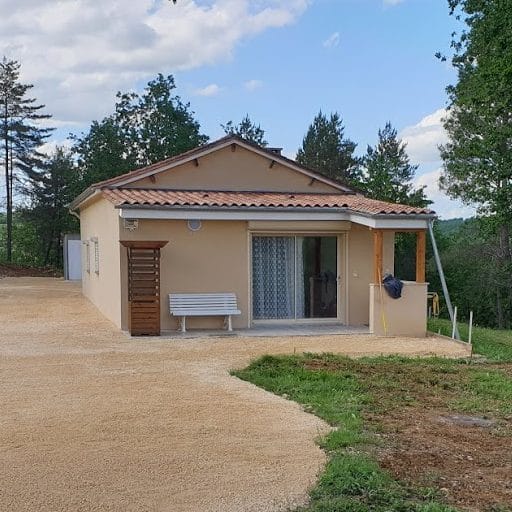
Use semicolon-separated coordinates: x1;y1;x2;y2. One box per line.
121;241;168;336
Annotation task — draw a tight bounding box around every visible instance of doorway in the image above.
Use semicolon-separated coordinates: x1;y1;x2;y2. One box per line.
252;235;338;321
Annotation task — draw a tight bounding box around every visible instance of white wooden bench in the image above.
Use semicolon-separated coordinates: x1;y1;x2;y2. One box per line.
169;293;241;332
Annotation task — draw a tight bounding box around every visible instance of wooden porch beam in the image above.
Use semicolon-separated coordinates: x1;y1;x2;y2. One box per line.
416;230;426;283
373;229;383;283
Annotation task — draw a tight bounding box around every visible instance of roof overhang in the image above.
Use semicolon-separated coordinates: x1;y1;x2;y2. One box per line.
117;205;434;230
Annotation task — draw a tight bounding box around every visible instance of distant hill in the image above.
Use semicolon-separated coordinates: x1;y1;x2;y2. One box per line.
436;218;466;236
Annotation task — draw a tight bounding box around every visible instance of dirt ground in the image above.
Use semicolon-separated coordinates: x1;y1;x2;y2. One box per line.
0;278;470;512
379;408;512;511
0;263;61;278
303;357;512;511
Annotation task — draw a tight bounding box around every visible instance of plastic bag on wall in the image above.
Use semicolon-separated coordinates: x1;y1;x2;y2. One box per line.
382;274;403;299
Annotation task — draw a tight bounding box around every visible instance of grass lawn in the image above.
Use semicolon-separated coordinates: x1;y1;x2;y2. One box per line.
234;328;512;511
428;317;512;362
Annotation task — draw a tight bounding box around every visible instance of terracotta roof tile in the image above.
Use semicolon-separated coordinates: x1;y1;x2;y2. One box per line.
102;188;434;216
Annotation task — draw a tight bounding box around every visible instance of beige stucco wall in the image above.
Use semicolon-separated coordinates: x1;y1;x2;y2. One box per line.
369;282;428;337
79;198;122;328
128;145;338;193
119;219;249;331
79;198;399;332
116;218;393;332
346;225;394;326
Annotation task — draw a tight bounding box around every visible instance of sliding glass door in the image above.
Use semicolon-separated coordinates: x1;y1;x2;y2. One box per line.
252;235;338;321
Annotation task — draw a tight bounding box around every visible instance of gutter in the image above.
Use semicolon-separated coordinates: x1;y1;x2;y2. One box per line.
115;203;436;220
68;208;80;220
68;186;97;212
68;188;101;213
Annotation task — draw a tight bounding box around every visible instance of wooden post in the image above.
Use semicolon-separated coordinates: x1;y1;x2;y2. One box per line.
416;230;426;283
373;230;383;283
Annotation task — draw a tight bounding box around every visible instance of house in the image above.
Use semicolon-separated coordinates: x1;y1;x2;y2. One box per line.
69;135;434;337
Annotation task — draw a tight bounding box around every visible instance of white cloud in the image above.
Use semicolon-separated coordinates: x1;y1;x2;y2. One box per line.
0;0;310;126
38;138;73;157
244;79;263;92
323;32;340;48
414;168;444;202
400;109;448;165
383;0;405;5
193;83;222;97
414;168;476;219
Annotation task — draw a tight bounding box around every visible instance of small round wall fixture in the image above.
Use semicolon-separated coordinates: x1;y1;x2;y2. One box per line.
187;219;202;232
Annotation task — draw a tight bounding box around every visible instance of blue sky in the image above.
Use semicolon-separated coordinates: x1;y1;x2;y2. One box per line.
184;0;455;149
1;0;474;218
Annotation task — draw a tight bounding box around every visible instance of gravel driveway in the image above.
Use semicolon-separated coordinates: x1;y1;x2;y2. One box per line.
0;278;469;512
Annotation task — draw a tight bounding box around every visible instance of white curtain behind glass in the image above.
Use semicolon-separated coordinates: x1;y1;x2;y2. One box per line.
295;237;305;318
252;237;295;319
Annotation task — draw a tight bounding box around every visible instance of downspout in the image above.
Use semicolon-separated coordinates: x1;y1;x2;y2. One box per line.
428;219;460;340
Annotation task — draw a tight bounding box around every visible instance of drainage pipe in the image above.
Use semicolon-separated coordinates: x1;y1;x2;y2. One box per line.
428;219;460;340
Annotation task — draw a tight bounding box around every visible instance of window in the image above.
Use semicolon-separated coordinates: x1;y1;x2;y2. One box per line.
83;240;90;273
91;237;99;274
252;236;338;320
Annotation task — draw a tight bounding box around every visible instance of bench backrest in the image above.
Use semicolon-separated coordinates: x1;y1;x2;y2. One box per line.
169;293;238;312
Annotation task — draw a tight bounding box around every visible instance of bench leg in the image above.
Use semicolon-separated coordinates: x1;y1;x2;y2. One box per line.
180;316;186;333
227;315;233;331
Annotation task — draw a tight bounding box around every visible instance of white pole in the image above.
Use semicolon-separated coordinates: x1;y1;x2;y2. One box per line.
468;310;473;345
429;220;460;339
451;306;457;339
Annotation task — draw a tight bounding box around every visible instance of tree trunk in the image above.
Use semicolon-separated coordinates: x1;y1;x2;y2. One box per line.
44;237;53;267
496;288;504;329
498;223;512;329
3;100;12;262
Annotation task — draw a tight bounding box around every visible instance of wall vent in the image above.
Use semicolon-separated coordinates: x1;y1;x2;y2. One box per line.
124;219;139;231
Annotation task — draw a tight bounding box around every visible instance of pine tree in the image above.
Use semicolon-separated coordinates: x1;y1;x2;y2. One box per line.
21;147;79;267
296;111;359;186
221;114;268;146
0;57;53;261
362;122;429;207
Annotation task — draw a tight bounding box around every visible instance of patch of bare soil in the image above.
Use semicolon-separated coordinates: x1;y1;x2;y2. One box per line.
376;407;512;512
304;358;512;511
0;263;61;278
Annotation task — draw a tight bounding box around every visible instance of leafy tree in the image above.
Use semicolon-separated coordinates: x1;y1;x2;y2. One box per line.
73;74;208;190
115;74;208;166
296;111;360;186
0;211;42;266
72;117;135;190
21;147;79;267
427;217;510;329
221;114;268;146
439;0;512;327
0;57;53;261
362;122;429;207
